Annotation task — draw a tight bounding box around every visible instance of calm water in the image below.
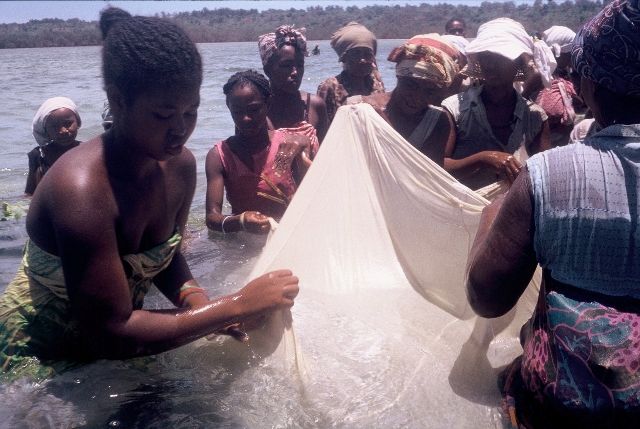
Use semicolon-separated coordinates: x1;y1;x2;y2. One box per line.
0;40;402;284
0;41;420;428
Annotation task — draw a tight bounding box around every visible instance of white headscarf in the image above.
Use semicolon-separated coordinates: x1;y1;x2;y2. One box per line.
32;97;81;146
542;26;576;57
465;18;556;88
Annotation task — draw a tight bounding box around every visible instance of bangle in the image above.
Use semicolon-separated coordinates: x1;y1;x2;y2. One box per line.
221;215;231;234
174;284;207;307
177;287;207;307
239;212;246;231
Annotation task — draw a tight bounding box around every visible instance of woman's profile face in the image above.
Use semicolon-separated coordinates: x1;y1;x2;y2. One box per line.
344;47;375;77
394;76;442;115
119;83;200;161
265;44;304;94
477;51;520;87
226;84;271;138
45;108;79;146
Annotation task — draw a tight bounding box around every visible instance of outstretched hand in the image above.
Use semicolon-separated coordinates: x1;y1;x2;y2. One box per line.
483;151;522;185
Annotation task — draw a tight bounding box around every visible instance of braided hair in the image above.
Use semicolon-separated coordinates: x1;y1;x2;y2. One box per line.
100;7;202;105
223;70;273;101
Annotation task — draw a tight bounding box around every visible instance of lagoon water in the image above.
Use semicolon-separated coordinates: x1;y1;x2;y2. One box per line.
0;41;474;428
0;40;402;288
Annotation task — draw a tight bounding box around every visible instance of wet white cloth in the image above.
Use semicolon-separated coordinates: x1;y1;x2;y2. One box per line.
542;25;576;57
465;18;556;89
31;97;81;146
212;103;540;426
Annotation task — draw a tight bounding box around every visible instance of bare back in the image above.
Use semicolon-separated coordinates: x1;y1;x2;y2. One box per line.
27;134;196;258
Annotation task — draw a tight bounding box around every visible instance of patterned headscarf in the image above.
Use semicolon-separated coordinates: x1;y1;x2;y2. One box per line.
387;34;463;88
32;96;82;146
258;25;308;67
572;0;640;98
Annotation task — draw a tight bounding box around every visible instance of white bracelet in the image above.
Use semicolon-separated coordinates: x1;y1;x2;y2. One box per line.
221;215;231;234
239;212;246;231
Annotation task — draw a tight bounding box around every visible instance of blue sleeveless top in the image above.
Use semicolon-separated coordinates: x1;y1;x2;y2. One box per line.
527;124;640;298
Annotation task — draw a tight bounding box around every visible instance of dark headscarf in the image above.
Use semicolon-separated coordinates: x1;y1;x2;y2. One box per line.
572;0;640;97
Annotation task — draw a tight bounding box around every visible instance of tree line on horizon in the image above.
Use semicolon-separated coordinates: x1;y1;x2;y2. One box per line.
0;0;609;50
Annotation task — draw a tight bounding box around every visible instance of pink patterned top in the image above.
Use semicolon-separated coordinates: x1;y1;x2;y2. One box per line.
216;130;297;219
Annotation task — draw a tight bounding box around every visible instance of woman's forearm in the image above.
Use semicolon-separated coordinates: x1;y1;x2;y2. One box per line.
104;293;245;358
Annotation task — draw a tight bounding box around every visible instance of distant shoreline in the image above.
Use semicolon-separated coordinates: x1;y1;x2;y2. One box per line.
0;1;607;49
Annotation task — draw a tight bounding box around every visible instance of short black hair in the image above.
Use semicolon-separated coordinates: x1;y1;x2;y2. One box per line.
445;18;466;30
223;70;273;100
100;7;202;105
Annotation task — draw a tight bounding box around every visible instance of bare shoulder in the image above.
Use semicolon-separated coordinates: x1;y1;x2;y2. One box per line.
205;142;224;172
42;137;111;202
309;93;326;106
167;146;196;175
27;136;117;252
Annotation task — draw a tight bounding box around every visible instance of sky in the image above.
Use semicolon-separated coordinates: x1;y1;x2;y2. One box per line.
0;0;538;24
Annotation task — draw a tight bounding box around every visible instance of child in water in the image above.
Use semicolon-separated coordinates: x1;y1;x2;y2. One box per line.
0;8;298;378
206;70;313;234
25;97;82;196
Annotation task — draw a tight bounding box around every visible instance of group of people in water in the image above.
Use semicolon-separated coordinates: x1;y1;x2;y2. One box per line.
4;0;640;426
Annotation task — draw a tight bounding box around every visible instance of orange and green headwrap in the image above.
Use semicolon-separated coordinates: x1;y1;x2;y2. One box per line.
387;34;464;88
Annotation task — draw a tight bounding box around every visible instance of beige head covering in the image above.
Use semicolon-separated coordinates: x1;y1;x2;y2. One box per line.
330;21;377;62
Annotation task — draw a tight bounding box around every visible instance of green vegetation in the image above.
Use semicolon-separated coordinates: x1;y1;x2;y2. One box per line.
1;202;27;221
0;0;609;49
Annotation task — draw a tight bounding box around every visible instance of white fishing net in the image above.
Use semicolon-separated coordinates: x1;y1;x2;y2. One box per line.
208;103;540;428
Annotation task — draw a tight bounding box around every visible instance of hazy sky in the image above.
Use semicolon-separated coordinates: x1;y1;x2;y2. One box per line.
0;1;537;24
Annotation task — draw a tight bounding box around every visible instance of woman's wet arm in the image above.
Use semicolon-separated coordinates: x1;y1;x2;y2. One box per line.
466;170;538;318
